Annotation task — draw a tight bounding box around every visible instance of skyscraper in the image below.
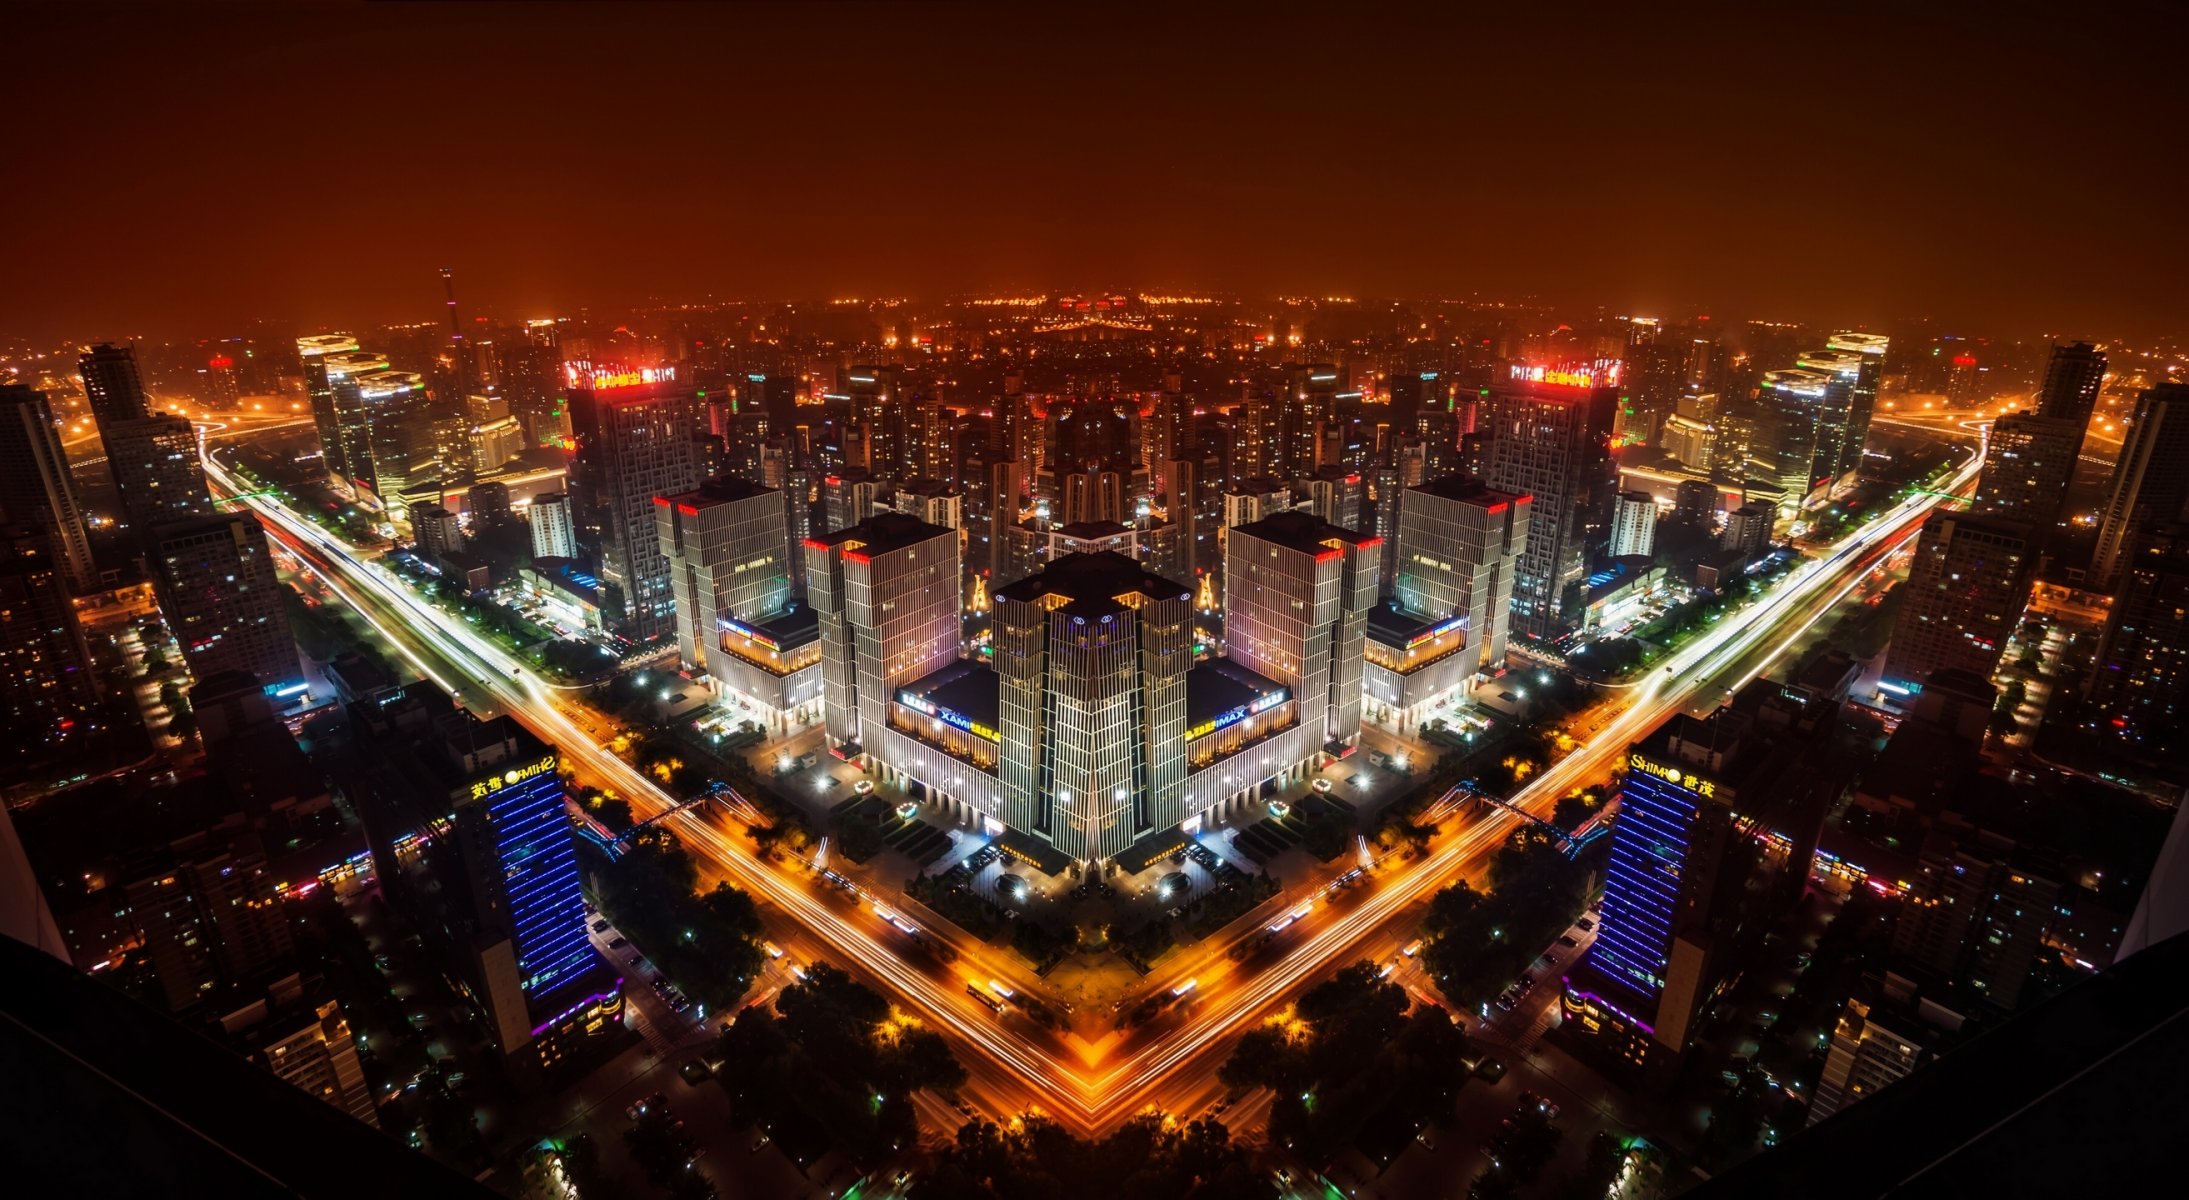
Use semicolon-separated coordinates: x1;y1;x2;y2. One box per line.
564;363;707;640
349;683;618;1077
0;526;97;764
1824;331;1889;480
78;342;150;427
102;414;214;538
2034;341;2106;425
1223;510;1380;749
0;385;98;592
1881;511;2036;693
809;513;962;755
654;477;791;677
296;335;361;482
994;553;1193;861
2088;383;2189;591
1973;411;2084;531
1476;365;1618;638
528;491;579;560
2086;521;2189;759
1389;476;1528;676
148;513;303;697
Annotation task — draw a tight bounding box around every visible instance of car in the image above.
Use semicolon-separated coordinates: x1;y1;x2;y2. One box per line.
608;936;629;949
954;1101;975;1117
1475;1057;1507;1082
1520;1091;1560;1119
625;952;644;966
679;1059;713;1084
591;919;611;933
1557;934;1580;948
750;1132;771;1153
892;1169;913;1187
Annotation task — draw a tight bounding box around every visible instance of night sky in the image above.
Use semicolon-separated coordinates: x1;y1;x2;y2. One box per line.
9;2;2186;340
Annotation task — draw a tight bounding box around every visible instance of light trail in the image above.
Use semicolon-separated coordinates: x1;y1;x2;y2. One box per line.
201;430;1981;1133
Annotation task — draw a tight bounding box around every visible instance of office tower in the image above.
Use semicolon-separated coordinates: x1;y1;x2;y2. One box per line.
314;346;391;492
297;335;361;480
1610;491;1659;559
1619;318;1683;446
2035;341;2106;425
1563;685;1839;1066
1881;511;2036;692
1747;368;1834;511
2087;521;2189;757
993;553;1193;862
0;527;97;761
103;414;214;537
565;364;707;640
1795;348;1867;489
204;354;241;408
78;342;150;427
349;684;618;1076
410;502;464;561
1721;501;1774;557
528;491;579;560
1476;365;1618;638
352;370;439;515
1945;352;1984;407
654;478;791;677
148;513;303;697
246;992;379;1128
1673;479;1721;525
470;415;524;472
1390;477;1528;674
2089;383;2189;590
1224;510;1380;749
1973;411;2084;529
1659;413;1716;473
0;385;98;592
1824;332;1889;479
842;365;904;473
809;514;961;753
1297;466;1365;533
889;479;962;531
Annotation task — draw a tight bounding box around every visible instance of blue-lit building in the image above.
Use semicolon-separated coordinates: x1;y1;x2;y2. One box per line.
1563;680;1840;1070
348;682;621;1078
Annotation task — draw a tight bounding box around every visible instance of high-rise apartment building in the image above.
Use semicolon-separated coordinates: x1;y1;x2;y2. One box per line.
1609;490;1658;559
349;684;618;1078
409;502;464;561
1476;366;1618;638
528;491;579;560
0;527;97;763
103;414;214;537
1807;983;1954;1127
2035;341;2106;425
1973;412;2085;531
654;478;791;678
1891;827;2059;1011
1881;511;2036;693
993;553;1192;862
2088;383;2189;591
564;364;707;640
246;992;380;1129
78;342;150;427
1721;501;1774;558
0;385;99;593
1223;510;1380;749
148;513;303;697
2087;521;2189;759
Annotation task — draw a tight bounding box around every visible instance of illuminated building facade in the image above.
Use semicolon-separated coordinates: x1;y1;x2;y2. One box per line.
2035;340;2106;424
1223;510;1379;750
148;513;303;697
1564;685;1837;1068
297;335;362;481
2087;521;2189;761
528;490;579;560
1609;490;1658;559
564;364;708;641
0;384;99;592
1476;366;1618;638
809;514;963;755
1974;411;2084;530
654;476;793;683
1881;511;2035;693
349;684;618;1078
1369;476;1529;723
1823;331;1888;482
102;414;214;538
993;552;1192;862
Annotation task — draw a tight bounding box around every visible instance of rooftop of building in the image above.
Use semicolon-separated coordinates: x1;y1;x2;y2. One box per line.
896;478;959;498
1054;519;1134;539
1188;657;1289;728
725;602;819;650
895;657;1000;732
813;512;955;558
995;550;1191;617
1408;474;1527;508
662;476;777;507
1228;475;1294;496
1366;603;1465;649
1228;509;1381;556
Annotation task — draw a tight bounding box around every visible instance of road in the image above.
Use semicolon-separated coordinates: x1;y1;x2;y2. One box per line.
202;429;1982;1137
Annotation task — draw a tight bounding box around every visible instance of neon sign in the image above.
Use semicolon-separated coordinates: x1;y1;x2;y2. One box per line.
467;753;559;801
720;618;780;651
563;361;678;390
1628;752;1714;798
896;690;1000;742
1406;615;1466;649
1186;687;1289;741
1509;362;1620;388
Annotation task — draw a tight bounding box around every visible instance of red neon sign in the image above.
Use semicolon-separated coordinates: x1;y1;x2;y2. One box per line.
563;361;678;390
